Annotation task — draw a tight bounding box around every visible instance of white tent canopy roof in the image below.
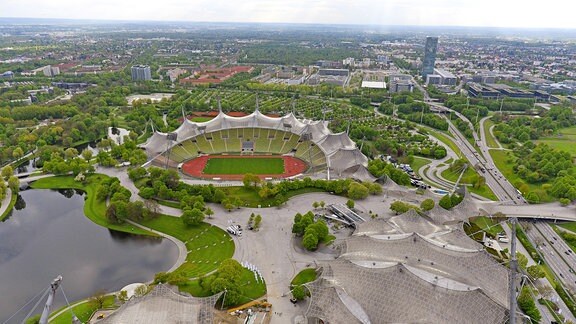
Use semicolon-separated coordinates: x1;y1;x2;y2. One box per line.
140;110;373;181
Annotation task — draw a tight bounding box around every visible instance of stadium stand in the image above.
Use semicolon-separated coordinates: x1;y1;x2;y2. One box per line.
141;110;372;181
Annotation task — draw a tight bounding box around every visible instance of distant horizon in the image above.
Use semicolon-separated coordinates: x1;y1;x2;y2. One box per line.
2;0;575;29
1;16;576;32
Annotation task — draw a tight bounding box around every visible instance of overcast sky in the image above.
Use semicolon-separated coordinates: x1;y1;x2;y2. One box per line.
2;0;575;29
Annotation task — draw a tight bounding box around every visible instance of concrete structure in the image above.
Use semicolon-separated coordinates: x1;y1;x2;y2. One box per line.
42;65;60;77
422;36;438;79
467;83;500;98
318;69;349;77
131;65;152;81
425;74;442;85
432;68;457;86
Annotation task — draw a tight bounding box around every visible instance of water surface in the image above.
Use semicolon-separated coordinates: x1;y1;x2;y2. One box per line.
0;189;178;322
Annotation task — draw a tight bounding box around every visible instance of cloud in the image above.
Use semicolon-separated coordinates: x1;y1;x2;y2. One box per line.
2;0;575;28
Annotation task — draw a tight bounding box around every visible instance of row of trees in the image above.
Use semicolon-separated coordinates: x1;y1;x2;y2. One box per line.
242;174;381;203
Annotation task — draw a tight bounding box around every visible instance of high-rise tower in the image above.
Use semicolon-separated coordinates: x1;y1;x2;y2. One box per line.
131;65;152;81
422;37;438;79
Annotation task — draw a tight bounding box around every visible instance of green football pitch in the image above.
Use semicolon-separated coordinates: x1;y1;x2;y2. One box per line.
203;157;285;175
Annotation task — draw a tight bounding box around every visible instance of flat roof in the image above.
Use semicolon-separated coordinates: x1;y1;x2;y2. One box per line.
361;81;386;89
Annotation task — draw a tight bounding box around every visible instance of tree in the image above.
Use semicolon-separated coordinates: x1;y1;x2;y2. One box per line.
254;214;262;229
517;252;528;270
347;182;369;200
420;198;435;211
517;286;541;323
312;201;319;209
7;176;19;193
12;147;24;161
182;208;204;226
144;199;160;218
64;147;79;160
89;289;107;309
118;290;128;302
390;200;419;215
134;284;148;297
319;201;325;209
302;232;319;250
81;149;93;161
292;285;308;301
205;207;214;219
346;199;355;209
1;165;13;180
527;265;545;280
439;194;453;210
242;173;260;189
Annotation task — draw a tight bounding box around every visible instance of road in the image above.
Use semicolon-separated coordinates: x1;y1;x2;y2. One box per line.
532;222;576;292
427;99;576;321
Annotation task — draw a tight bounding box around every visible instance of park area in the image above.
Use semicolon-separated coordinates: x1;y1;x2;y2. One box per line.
535;126;576;156
182;155;308;180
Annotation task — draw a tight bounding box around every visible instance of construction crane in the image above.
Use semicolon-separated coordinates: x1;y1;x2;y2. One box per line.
39;275;62;324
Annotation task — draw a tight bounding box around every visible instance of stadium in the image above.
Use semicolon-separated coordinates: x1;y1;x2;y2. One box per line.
141;107;374;181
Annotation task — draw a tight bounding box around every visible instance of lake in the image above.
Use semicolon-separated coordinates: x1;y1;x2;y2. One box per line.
0;189;178;322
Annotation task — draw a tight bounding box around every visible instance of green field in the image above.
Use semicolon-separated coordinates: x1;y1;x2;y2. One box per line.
427;129;463;157
482;118;499;149
139;216;235;278
50;295;116;323
291;268;318;286
534;126;576;156
410;156;431;175
203;157;285;174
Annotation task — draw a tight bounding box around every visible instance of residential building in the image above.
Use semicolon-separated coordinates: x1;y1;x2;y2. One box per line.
43;65;60;77
131;65;152;81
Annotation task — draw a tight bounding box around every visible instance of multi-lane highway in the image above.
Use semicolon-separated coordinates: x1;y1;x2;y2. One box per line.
531;222;576;291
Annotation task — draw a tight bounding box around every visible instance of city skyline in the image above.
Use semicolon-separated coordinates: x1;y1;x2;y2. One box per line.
2;0;576;29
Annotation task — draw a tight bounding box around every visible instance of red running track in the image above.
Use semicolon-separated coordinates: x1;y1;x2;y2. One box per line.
181;155;308;181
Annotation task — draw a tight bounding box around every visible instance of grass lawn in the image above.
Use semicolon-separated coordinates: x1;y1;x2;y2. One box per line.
179;268;267;306
427;129;463;158
50;295;116;324
291;268;317;286
410;156;431;175
440;164;498;200
469;216;504;237
559;222;576;234
534;126;576;156
441;164;477;184
139;216;235;278
0;192;17;221
30;174;153;235
203;157;284;175
489;149;552;202
482;118;499;149
190;117;213;122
